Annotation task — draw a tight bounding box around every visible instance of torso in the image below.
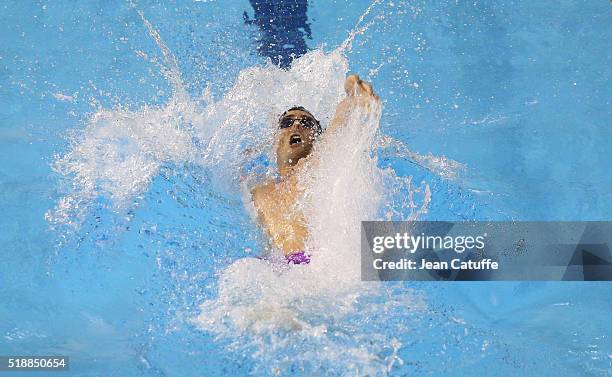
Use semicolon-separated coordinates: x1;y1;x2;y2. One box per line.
251;173;308;255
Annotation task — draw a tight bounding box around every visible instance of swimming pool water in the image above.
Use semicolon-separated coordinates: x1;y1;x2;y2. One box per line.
1;1;611;376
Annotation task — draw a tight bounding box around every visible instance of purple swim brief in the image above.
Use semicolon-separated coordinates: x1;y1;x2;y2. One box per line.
285;251;311;265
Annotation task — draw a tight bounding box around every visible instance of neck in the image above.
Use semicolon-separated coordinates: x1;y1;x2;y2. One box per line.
279;163;296;178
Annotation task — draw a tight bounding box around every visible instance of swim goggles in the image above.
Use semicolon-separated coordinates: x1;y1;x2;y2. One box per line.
278;115;321;133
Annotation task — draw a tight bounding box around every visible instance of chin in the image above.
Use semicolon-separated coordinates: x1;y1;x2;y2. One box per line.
291;148;311;161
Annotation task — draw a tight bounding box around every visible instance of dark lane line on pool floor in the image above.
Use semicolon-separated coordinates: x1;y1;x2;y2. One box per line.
244;0;312;68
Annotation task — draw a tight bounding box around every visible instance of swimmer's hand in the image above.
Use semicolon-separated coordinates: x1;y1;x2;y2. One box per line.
344;74;378;100
326;74;379;135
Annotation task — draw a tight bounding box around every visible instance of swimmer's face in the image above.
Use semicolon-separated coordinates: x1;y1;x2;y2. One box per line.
275;109;320;168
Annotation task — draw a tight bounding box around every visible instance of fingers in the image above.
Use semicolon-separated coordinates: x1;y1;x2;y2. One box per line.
344;74;360;94
361;81;373;95
344;74;375;97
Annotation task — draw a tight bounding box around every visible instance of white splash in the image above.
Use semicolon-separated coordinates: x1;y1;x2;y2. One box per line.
194;55;429;375
47;5;444;375
51;92;75;102
378;135;465;180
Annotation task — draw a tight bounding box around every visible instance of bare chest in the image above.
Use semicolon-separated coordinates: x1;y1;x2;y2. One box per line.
253;178;308;252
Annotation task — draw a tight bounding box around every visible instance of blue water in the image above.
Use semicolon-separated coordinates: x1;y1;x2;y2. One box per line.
1;1;611;376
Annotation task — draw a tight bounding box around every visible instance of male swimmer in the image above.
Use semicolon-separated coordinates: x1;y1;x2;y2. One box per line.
251;75;379;264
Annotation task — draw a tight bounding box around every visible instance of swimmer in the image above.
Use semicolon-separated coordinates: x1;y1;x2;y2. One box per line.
251;74;379;264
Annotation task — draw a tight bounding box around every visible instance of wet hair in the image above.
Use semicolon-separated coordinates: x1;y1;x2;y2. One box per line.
279;106;323;134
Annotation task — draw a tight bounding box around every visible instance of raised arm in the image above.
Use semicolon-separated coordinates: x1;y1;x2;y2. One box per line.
322;74;380;138
291;74;379;173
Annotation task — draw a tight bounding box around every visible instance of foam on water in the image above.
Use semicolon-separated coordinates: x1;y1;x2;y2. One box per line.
193;86;427;375
47;6;461;375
